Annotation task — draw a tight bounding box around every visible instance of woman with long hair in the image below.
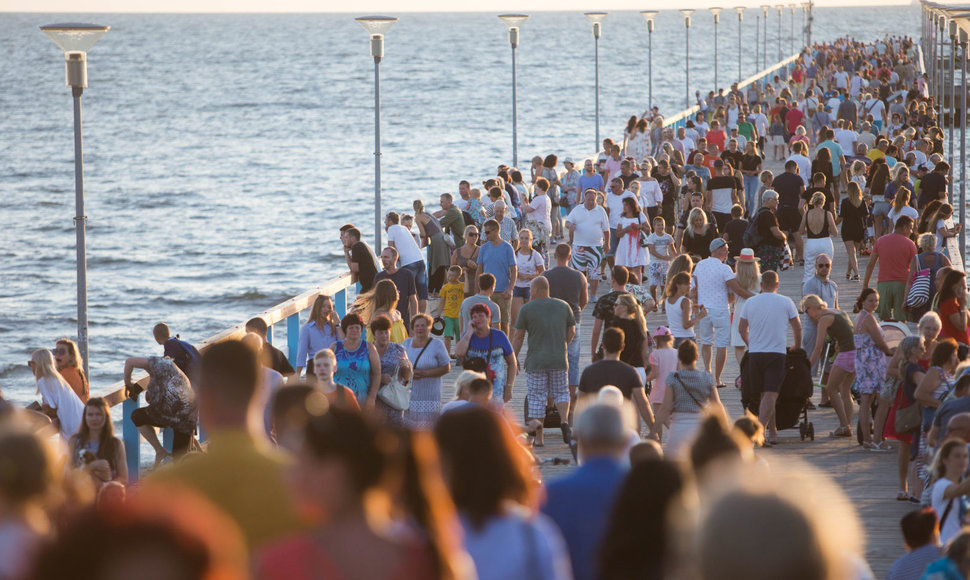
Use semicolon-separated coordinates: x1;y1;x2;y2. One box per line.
614;197;650;281
811;147;834;198
53;338;88;403
68;397;128;486
29;349;84;440
665;272;705;348
730;252;761;365
353;279;408;344
452;225;480;298
915;338;961;487
296;294;343;379
852;289;894;450
930;203;960;254
936;270;970;345
609;294;650;382
434;405;571;580
256;409;459;580
511;229;544;330
928;439;970;544
883;335;925;501
682;208;717;260
918;199;944;235
803;294;857;437
665;253;693;284
838;181;868;281
541;155;563;239
799;190;837;287
886;186;918;230
868;158;891;239
740;141;762;217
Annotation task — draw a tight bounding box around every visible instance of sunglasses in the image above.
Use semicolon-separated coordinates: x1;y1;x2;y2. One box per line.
53;348;68;356
466;232;479;237
817;264;831;269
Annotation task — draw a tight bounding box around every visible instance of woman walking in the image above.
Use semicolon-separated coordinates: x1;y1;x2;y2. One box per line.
838;182;868;281
730;250;761;365
884;336;926;501
403;314;451;429
452;225;480;298
852;289;894;450
371;314;412;426
511;229;544;330
413;199;452;296
332;313;382;408
614;197;650;282
665;272;704;348
804;295;857;438
799;191;837;287
609;294;651;382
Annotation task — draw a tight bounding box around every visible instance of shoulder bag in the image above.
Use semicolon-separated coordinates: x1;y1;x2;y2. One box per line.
637;215;650;248
378;343;426;412
673;372;708;409
905;254;931;308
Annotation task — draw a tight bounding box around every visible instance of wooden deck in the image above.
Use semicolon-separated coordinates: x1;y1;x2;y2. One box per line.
437;158;916;577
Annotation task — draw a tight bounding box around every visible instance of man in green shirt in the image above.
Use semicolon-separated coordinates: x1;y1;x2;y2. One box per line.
512;276;576;445
435;192;465;248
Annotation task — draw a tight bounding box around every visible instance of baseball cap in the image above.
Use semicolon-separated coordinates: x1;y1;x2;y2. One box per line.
709;238;728;253
653;326;672;338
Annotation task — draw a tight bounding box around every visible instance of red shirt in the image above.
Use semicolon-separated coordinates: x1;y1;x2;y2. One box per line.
872;234;917;283
939;298;970;344
707;130;726;152
786;108;805;134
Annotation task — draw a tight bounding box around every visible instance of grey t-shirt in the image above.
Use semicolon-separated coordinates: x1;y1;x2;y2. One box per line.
542;266;586;322
459;294;501;336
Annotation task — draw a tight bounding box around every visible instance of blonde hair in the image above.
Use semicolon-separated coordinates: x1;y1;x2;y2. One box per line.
616;293;647;335
809;191;826;208
918;232;936;253
31;349;69;394
313;348;336;365
734;260;761;292
850;160;866;176
453;370;487;401
846;181;863;207
800;294;827;312
666;254;694;284
892;187;911;213
686;208;708;237
55;338;84;375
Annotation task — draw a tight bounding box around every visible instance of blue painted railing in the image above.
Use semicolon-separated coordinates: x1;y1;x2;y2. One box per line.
109;272;356;481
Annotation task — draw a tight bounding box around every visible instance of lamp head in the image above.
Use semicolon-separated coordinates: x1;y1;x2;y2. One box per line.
41;23;109;89
680;8;695;26
640;10;659;32
499;14;529;47
356;16;397;59
735;6;745;19
585;12;607;38
761;4;771;15
776;5;784;15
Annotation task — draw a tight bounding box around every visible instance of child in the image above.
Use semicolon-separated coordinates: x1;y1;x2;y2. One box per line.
757;169;774;212
723;204;748;264
646;217;675;308
438;266;465;356
467;188;485;226
644;326;678;441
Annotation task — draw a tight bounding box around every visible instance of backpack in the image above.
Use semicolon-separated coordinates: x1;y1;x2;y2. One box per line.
743;208;769;249
164;336;201;380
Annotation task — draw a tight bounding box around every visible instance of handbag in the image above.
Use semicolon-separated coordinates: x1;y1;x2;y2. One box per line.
894;401;922;434
905;254;931;308
378;342;429;412
637;216;651;248
780;242;794;271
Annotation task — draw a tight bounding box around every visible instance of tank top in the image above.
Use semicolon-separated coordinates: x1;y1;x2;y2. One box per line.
420;212;443;236
666;296;694;338
824;311;856;352
806;209;830;239
333;340;372;402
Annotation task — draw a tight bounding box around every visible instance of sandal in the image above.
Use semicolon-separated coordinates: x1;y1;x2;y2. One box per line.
831;426;852;437
896;491;911;501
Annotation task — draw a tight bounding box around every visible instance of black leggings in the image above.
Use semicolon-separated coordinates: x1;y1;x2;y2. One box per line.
130;407;192;455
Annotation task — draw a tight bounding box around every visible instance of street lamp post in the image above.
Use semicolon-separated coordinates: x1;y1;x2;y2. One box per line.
356;16;397;252
789;4;795;54
680;9;695;109
761;5;770;70
776;5;783;62
756;12;761;71
585;12;608;151
40;22;109;376
640;11;659;110
499;14;529;168
710;8;722;91
960;29;968;256
949;19;957;177
735;7;745;81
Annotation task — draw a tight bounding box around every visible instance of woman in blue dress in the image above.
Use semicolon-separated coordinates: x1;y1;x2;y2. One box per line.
403;313;451;429
332;313;381;408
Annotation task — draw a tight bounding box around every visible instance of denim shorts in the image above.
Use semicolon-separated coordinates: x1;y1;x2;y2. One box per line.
513;285;531;300
696;307;731;348
402;260;429;300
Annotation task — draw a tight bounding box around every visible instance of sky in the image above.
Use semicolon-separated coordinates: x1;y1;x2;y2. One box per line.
2;0;920;12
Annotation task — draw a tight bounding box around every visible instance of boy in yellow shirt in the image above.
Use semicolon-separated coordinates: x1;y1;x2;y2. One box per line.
438;265;465;356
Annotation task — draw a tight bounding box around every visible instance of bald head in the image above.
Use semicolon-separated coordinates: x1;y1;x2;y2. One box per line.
530;276;550;298
946;413;970;442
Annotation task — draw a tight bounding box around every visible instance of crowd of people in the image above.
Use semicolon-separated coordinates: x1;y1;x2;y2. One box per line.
3;33;970;580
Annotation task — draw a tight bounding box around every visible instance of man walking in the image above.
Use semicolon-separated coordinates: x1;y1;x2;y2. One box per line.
863;215;917;321
590;266;631;361
543;243;589;417
693;239;754;388
478;219;517;334
512;277;576;445
566;189;611;297
739;270;802;444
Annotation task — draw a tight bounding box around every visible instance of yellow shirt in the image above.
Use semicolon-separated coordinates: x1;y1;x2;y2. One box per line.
441;282;465;318
148;429;302;552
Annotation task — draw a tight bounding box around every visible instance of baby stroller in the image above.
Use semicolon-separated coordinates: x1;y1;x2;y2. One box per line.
740;348;815;441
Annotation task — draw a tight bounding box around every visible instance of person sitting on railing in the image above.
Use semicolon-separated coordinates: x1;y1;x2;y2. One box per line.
53;338;88;403
123;354;197;465
67;396;128;487
245;316;296;380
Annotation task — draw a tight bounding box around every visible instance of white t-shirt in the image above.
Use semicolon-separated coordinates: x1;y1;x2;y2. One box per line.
647;232;675;262
638;179;663;209
749;113;769;136
566;205;610;247
931;477;964;544
38;375;84;440
692;257;735;310
527;194;552;231
515;250;544;288
709;181;736;214
834;71;849;89
833;129;858;155
739;292;799;354
605;191;635;229
678;137;696;153
887;205;919;227
864;98;886;121
386;223;424;266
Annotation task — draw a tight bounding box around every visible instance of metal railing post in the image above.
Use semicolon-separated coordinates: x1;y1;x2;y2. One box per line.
287;313;300;367
335;288;348;319
122;397;141;482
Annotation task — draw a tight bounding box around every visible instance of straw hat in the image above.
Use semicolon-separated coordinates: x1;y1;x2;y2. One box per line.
737;248;760;263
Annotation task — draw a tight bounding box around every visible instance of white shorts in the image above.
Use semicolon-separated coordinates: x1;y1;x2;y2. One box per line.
696;307;731;348
770;135;785;146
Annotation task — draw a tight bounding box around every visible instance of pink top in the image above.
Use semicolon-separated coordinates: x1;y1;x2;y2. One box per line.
873;233;917;283
648;348;680;405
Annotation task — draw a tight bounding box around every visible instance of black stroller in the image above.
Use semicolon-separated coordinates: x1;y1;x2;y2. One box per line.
740;348;816;441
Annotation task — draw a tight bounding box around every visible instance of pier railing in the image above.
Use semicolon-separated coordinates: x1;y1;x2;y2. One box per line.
104;273;355;481
663;52;801;130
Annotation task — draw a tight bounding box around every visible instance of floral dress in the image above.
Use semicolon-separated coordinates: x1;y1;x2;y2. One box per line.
403;337;450;430
334;340;372;405
376;342;409;427
853;329;887;395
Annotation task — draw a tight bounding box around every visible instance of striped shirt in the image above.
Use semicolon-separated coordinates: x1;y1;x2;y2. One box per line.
886;544;940;580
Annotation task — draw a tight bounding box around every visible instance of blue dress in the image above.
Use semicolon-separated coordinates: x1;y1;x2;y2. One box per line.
334;340;372;405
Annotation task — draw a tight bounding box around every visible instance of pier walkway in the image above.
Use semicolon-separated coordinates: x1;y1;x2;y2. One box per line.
434;155;910;578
